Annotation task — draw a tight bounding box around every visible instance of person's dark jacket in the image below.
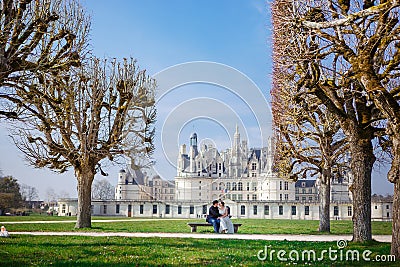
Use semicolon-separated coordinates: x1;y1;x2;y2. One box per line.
209;205;220;219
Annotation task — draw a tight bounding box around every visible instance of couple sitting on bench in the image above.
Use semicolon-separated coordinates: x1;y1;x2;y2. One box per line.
207;200;234;234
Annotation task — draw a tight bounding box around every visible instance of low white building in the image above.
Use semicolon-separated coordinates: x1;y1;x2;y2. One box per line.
57;198;392;222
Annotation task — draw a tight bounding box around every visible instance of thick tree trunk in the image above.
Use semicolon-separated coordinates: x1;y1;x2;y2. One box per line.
319;168;331;232
75;166;95;228
389;134;400;259
349;138;374;242
392;179;400;258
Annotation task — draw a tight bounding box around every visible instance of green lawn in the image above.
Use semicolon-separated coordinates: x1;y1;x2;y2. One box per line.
0;217;394;266
0;217;392;235
0;235;395;266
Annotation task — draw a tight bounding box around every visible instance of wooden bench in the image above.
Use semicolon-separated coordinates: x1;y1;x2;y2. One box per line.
187;223;242;233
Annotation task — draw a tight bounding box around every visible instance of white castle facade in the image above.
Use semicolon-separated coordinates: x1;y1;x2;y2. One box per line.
58;127;392;221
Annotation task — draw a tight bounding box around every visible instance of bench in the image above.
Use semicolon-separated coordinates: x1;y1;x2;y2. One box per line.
187;223;242;233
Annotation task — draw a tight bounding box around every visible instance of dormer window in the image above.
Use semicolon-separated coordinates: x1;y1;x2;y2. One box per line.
252;163;257;170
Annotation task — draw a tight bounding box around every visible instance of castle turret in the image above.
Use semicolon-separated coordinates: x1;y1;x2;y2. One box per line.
115;169;127;199
189;133;198;173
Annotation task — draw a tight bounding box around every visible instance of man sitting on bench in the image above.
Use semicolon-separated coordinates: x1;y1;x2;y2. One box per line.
207;200;221;233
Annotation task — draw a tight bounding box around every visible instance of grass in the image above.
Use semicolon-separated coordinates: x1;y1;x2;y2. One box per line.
0;217;392;235
0;216;394;266
0;235;395;266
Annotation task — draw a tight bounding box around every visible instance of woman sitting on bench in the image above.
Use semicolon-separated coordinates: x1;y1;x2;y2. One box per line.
218;201;234;234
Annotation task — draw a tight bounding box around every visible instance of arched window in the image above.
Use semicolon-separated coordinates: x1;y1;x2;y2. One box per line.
219;182;225;191
241;205;246;215
232;182;237;191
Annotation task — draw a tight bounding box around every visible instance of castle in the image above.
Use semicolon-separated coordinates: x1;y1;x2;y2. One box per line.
58;127;392;221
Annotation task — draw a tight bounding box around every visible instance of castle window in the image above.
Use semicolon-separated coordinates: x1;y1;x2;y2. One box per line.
279;206;283;215
103;205;107;214
232;182;237;191
253;205;258;215
116;204;120;214
252;163;257;170
247;182;250;191
291;206;296;215
285;194;288;200
280;194;282;201
252;194;257;200
241;205;246;215
264;205;270;215
334;206;339;216
252;172;256;177
166;205;170;214
238;182;243;191
284;181;289;190
153;205;157;214
140;205;144;214
252;182;257;191
202;205;207;214
219;182;224;190
178;205;182;214
280;181;282;190
347;206;352;216
190;206;194;214
226;182;231;191
219;163;222;170
305;206;309;215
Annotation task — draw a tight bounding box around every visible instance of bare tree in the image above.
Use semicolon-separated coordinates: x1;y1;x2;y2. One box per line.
20;183;39;202
272;78;348;232
92;178;114;200
0;0;90;118
272;0;390;242
8;58;156;228
58;190;70;199
45;187;58;203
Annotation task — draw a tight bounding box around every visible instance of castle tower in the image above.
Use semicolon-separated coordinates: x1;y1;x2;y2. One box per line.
115;169;127;199
189;133;198;173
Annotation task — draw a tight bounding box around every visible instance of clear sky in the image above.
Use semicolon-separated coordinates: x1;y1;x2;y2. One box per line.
0;0;393;199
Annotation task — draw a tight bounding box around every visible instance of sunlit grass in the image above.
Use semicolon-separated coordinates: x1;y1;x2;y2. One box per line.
0;235;395;266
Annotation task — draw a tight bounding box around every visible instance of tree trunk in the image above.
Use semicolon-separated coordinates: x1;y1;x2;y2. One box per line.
75;166;95;228
319;167;331;232
349;138;374;242
389;134;400;259
392;179;400;258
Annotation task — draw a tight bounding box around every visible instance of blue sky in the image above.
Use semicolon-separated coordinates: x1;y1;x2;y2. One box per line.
0;0;393;199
